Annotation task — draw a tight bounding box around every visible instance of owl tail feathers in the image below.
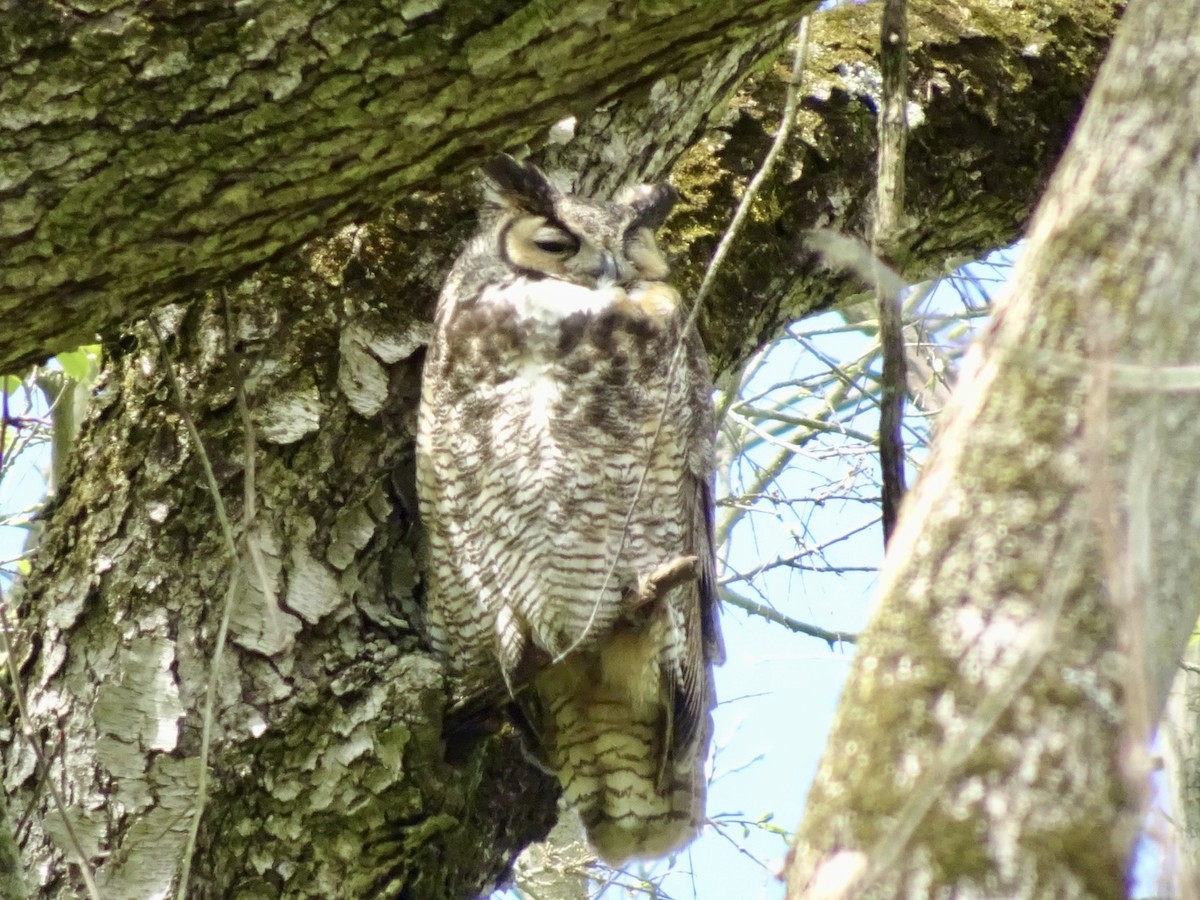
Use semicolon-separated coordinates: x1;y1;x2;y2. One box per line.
575;754;706;865
535;642;709;865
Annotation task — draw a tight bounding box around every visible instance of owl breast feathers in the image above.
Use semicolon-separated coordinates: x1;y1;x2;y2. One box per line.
416;155;724;864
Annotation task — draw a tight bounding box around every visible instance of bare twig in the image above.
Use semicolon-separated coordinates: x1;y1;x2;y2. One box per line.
0;583;101;900
560;18;813;661
715;344;868;551
874;0;909;545
151;322;243;900
223;293;277;631
719;586;856;647
2;378;101;898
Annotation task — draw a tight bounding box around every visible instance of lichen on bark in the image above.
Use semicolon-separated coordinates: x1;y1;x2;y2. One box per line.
788;0;1200;894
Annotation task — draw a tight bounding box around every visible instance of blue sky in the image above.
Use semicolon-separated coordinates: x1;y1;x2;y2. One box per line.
626;246;1168;900
640;309;893;899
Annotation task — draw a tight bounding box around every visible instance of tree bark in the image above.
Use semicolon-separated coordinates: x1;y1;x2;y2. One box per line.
1;1;1121;898
1;0;1116;375
787;0;1200;896
1163;648;1200;897
0;0;803;374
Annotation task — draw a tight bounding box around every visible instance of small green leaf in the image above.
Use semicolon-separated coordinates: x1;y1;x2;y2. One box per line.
1;374;21;396
56;345;100;383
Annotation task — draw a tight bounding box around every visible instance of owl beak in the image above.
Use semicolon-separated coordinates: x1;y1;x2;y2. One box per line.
598;251;619;283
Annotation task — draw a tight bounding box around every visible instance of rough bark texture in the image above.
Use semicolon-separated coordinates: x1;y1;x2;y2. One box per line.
0;0;804;375
1163;648;1200;898
0;1;1122;898
1;0;1116;376
787;0;1200;896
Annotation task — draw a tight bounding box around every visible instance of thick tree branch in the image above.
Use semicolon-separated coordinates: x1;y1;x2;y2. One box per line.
1;0;1118;376
0;0;804;374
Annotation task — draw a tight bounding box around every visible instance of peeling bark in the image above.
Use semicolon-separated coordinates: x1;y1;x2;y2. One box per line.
788;0;1200;896
0;0;1124;897
5;267;560;898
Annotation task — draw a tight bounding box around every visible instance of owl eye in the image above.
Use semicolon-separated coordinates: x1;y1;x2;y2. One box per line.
531;227;579;257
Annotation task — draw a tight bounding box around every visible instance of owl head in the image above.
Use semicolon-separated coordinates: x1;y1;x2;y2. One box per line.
479;155;679;289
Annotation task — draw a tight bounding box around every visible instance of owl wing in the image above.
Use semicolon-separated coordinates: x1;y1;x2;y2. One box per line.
665;326;725;759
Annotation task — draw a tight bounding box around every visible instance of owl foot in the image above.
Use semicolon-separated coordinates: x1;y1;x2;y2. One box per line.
625;556;700;612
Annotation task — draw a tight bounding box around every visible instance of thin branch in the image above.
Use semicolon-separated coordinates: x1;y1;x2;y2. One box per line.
223;293;278;635
874;0;910;545
716;347;871;551
720;515;880;589
151;322;243;900
733;406;877;446
561;17;812;661
0;583;101;900
719;586;856;647
31;370;76;498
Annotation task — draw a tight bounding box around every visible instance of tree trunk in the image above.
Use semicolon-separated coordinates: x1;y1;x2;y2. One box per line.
787;0;1200;896
1164;647;1200;897
1;1;1121;897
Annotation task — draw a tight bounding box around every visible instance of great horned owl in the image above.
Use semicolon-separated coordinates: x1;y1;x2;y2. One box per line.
416;155;723;864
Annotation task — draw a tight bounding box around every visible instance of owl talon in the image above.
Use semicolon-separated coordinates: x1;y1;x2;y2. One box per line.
626;555;700;611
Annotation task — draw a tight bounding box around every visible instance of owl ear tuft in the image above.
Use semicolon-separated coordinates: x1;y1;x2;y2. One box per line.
482;154;558;218
623;183;680;232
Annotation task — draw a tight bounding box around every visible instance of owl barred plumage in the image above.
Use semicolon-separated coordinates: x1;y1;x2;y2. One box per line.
416;156;724;863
